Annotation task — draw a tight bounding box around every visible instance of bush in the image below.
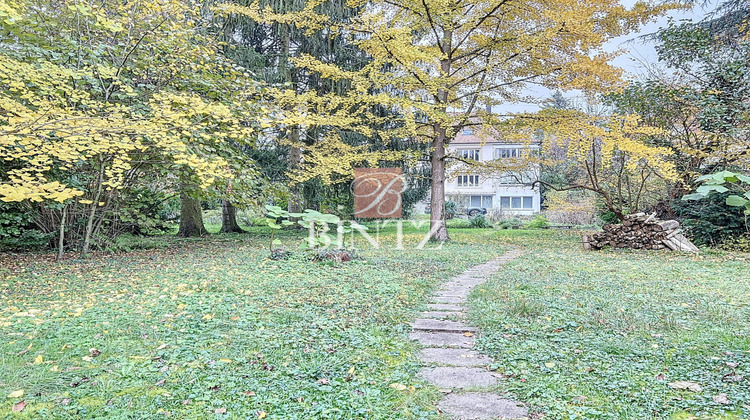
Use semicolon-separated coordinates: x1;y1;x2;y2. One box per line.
445;201;458;219
671;192;748;246
526;214;549;229
0;202;53;251
446;218;471;228
497;217;523;229
469;214;490;228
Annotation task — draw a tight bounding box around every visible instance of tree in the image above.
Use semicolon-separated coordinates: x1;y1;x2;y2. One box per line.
0;0;262;253
247;0;681;240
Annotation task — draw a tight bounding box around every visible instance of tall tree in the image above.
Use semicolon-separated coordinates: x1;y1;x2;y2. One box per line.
251;0;680;240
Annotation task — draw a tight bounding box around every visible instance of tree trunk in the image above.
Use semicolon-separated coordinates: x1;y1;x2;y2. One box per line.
220;200;244;233
57;205;66;261
429;32;453;242
177;193;208;237
287;134;303;214
81;157;106;258
429;128;450;242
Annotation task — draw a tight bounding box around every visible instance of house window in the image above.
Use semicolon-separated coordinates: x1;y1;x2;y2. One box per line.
462;127;474;135
470;195;493;208
494;148;522;159
457;175;480;187
457;149;480;161
499;196;534;209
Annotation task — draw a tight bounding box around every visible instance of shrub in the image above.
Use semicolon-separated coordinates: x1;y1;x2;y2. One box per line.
446;218;471;228
672;192;748;246
497;217;523;229
445;201;458;220
0;202;53;251
469;214;490;228
526;214;549;229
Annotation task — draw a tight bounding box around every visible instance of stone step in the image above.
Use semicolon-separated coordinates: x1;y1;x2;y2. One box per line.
431;296;464;304
411;318;477;333
409;331;475;348
439;392;528;420
419;348;492;367
426;303;464;311
420;366;499;388
419;311;464;319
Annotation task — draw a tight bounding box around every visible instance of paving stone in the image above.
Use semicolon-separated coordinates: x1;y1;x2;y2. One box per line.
419;366;498;388
411;319;477;333
439;392;528;419
419;348;492;366
419;311;464;319
409;331;474;348
431;296;464;304
426;303;464;311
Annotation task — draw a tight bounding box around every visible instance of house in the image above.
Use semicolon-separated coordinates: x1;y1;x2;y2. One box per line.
444;125;541;215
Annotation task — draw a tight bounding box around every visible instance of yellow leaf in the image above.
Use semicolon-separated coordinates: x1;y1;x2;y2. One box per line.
258;411;267;419
7;390;23;398
545;362;556;368
201;314;214;320
219;358;232;363
389;383;407;391
33;354;43;364
347;366;355;375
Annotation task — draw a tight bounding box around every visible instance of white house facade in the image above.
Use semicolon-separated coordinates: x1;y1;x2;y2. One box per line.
444;127;541;215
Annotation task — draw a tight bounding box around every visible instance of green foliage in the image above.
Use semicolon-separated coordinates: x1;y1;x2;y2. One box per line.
444;201;458;220
0;202;52;251
526;214;549;229
497;218;524;230
469;214;490;229
674;192;748;246
683;171;750;214
599;210;620;225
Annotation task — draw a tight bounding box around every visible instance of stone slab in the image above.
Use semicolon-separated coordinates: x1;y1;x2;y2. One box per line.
411;319;477;333
431;296;464;304
409;331;474;348
439;392;528;419
420;366;498;388
426;303;464;311
419;311;464;319
419;348;492;367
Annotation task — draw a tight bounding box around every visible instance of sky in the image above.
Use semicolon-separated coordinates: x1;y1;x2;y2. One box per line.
495;0;722;113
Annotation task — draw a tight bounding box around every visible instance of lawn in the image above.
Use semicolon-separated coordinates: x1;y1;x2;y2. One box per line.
1;226;748;419
0;226;505;419
468;230;750;419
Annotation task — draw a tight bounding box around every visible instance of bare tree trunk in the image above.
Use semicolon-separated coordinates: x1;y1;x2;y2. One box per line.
288;140;303;214
57;205;66;261
81;157;105;258
429;33;453;242
177;193;208;237
430;128;450;242
220;200;244;233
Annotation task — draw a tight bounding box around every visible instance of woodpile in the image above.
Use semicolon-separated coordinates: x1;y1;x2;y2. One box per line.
582;213;699;252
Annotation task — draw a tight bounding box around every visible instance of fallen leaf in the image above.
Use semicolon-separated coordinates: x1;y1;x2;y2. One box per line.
7;390;24;398
243;391;256;396
389;383;407;391
89;348;101;357
462;332;474;337
257;411;267;419
668;381;702;392
33;354;43;364
712;394;730;405
317;378;330;385
544;362;556;368
12;400;25;412
156;343;168;350
154;379;166;387
219;358;232;363
214;407;226;414
656;373;666;381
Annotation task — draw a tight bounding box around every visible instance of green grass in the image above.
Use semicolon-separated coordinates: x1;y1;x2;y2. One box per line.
2;226;748;419
468;230;750;419
0;226;505;419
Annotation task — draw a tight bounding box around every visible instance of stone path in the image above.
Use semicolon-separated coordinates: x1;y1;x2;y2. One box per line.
409;250;528;420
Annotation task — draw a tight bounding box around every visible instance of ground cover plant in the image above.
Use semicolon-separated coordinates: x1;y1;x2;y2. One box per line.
469;230;750;419
0;226;505;419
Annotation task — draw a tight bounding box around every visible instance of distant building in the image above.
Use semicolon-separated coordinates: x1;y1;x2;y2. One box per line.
444;125;541;215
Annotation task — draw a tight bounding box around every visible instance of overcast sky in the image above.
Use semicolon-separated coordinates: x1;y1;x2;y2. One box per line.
495;0;722;113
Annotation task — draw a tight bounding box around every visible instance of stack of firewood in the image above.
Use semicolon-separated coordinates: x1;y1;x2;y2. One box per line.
582;213;699;252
